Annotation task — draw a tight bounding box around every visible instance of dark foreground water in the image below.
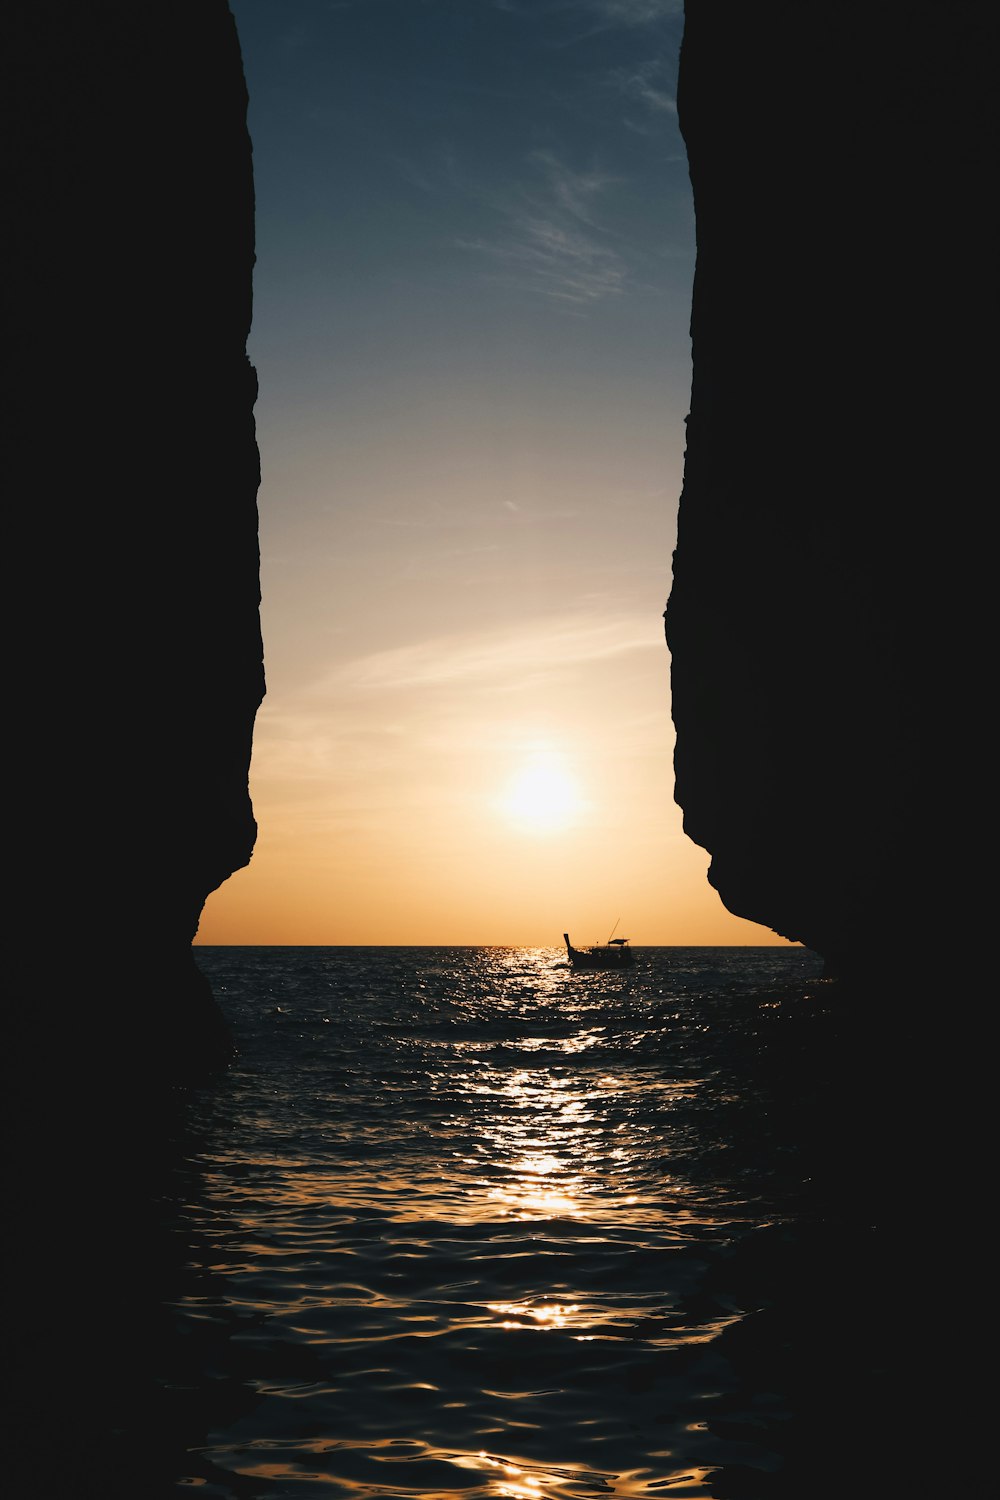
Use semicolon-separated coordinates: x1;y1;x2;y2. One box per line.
16;946;908;1499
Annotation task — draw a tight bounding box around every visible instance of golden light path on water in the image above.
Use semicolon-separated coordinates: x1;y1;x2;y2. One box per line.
450;961;733;1495
184;947;776;1499
235;1446;721;1500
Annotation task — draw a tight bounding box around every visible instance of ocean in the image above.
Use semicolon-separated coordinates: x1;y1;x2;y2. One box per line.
32;945;903;1499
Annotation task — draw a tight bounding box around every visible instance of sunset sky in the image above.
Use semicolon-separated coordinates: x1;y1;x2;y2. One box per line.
198;0;793;948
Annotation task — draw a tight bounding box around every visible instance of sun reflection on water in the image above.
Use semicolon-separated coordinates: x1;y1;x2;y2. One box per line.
487;1299;581;1330
468;1446;718;1499
462;1061;653;1225
478;1450;550;1498
230;1439;720;1500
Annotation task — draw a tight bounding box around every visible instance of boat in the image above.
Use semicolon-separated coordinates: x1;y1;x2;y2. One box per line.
563;930;635;970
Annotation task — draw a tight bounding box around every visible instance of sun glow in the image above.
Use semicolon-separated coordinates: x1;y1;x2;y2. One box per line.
502;755;582;832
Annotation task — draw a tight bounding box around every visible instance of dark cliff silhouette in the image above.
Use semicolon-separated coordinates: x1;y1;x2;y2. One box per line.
3;2;262;1107
2;6;262;1487
665;10;995;1492
666;3;993;984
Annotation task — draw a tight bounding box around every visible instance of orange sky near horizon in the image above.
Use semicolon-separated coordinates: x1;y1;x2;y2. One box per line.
197;632;794;947
195;2;798;950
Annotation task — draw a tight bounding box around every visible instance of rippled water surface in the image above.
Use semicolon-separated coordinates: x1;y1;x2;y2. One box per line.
143;944;854;1499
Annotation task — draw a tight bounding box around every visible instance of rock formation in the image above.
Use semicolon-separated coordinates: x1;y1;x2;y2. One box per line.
665;22;995;1489
3;2;263;1105
666;3;993;982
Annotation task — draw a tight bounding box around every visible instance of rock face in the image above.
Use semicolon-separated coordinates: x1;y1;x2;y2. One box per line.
3;4;263;1096
666;4;993;980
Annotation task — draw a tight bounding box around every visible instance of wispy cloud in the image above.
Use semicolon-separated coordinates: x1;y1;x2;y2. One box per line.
327;611;660;694
490;0;682;24
612;58;678;118
533;150;620;225
457;149;627;304
458;224;624;304
582;0;683;24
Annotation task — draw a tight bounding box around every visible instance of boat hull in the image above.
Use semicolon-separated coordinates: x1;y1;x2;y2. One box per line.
567;953;634;970
564;933;634;970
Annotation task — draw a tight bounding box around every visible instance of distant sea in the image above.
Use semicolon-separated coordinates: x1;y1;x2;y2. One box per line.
56;946;903;1499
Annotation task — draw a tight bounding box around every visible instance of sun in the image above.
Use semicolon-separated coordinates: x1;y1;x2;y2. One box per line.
502;756;582;832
